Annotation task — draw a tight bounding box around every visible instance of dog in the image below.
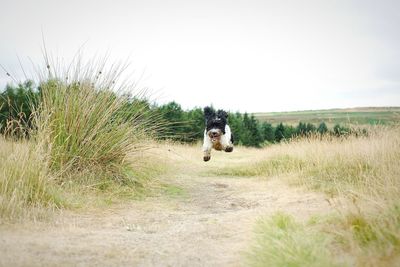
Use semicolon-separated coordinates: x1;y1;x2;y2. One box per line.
202;106;234;161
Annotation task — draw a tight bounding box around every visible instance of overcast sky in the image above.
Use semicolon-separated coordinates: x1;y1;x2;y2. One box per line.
1;0;399;112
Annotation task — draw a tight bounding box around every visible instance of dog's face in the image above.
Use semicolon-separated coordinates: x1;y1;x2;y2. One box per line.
204;107;228;142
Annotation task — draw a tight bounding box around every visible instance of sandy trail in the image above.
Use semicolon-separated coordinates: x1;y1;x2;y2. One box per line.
0;148;333;267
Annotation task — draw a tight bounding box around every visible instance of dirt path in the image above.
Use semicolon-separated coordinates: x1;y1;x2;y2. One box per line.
0;149;334;267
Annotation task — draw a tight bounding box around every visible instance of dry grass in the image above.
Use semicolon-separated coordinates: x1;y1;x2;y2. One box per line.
0;137;61;222
217;127;400;196
220;127;400;267
0;57;166;222
34;57;163;184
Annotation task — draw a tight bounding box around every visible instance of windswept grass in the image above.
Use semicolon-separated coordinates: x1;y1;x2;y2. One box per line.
0;57;165;221
35;58;162;184
239;127;400;266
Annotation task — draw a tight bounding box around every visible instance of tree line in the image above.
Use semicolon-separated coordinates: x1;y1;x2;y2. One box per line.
155;101;363;147
1;80;364;147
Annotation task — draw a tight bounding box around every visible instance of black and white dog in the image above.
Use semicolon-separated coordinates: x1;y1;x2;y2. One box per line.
202;106;234;161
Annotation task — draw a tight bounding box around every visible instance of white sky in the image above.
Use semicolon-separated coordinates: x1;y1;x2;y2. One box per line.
1;0;399;112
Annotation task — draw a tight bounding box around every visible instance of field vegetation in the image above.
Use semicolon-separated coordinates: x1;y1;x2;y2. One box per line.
0;58;166;222
214;128;400;267
254;107;400;126
1;57;399;266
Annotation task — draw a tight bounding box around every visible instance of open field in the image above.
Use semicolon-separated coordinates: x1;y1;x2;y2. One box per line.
219;128;400;267
0;144;333;266
1;127;399;266
1;60;399;266
253;106;400;126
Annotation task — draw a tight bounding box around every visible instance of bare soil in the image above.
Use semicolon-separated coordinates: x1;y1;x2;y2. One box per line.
0;147;334;267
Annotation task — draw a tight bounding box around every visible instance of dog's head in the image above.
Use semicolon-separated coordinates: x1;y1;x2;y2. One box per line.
204;106;228;142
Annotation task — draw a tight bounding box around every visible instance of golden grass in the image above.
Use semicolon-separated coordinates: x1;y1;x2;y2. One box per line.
0;57;167;222
0;137;61;222
0;137;168;222
34;60;162;183
217;128;400;196
225;127;400;267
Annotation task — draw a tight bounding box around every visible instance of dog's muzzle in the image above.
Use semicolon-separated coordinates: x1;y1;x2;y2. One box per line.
208;130;221;142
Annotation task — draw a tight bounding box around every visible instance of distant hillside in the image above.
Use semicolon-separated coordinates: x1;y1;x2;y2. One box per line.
253;107;400;126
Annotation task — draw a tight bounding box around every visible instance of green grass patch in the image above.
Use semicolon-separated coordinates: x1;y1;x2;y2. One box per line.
248;207;400;267
161;184;187;198
247;212;347;267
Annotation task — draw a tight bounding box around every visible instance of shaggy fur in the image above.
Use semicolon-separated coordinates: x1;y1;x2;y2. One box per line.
202;106;234;161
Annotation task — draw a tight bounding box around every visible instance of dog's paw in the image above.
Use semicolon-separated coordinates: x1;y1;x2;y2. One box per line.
225;146;233;152
203;155;211;162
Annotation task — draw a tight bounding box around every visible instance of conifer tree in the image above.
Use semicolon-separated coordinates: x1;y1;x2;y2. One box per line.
317;122;328;134
261;122;275;142
275;123;285;142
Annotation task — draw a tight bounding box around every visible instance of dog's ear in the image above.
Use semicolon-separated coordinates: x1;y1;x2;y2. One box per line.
217;110;228;120
204;106;215;120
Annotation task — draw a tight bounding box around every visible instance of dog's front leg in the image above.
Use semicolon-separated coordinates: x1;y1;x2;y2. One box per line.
222;125;234;152
202;130;212;161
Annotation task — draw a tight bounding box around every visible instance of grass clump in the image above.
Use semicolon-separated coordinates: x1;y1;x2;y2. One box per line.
247;213;346;267
0;56;164;221
35;60;160;185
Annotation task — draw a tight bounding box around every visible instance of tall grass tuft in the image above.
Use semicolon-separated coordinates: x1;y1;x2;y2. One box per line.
1;56;165;221
34;57;162;185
